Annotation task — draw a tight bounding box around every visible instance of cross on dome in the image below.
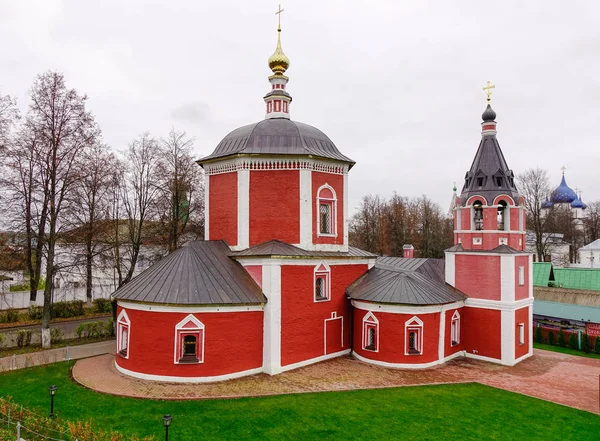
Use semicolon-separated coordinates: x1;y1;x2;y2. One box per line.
482;81;495;103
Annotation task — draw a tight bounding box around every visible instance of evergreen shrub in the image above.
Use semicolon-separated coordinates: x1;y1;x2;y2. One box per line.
53;300;85;318
568;333;579;350
534;326;543;343
15;330;32;348
27;305;43;320
548;331;555;346
558;329;566;347
581;333;590;353
93;298;112;313
50;328;64;343
595;336;600;355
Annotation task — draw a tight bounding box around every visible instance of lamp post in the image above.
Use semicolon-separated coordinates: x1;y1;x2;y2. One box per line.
162;414;172;441
48;385;57;418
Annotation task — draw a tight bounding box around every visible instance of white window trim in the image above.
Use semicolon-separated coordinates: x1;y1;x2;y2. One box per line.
117;309;131;359
404;316;423;356
174;314;205;364
518;322;525;345
316;183;338;238
518;266;525;286
314;262;331;302
451;310;460;346
362;311;379;352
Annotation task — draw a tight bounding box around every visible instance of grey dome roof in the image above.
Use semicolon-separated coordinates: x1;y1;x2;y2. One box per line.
482;104;497;122
199;118;354;165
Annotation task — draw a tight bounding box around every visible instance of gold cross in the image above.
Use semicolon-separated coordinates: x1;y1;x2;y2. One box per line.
482;81;495;103
276;4;284;30
561;165;567;175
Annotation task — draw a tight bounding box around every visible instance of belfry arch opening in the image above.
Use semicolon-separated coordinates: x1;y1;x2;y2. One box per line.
497;200;508;231
472;200;484;231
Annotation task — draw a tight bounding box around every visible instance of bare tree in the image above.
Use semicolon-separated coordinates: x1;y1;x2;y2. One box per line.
0;92;19;151
584;201;600;243
26;72;99;347
155;128;204;252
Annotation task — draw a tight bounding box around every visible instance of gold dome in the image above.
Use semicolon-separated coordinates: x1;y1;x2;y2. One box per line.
268;28;290;74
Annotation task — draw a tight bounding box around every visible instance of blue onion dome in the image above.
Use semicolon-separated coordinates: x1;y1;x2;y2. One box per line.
541;198;553;209
550;175;578;203
482;104;497;122
571;197;586;209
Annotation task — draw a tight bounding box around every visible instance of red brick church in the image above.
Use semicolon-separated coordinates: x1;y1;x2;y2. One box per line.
112;19;533;382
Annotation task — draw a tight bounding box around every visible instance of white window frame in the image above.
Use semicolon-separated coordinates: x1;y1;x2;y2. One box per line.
117;309;131;359
174;314;205;364
404;316;423;355
451;310;460;346
362;312;379;352
314;262;331;302
518;266;525;286
316;184;338;237
518;322;525;345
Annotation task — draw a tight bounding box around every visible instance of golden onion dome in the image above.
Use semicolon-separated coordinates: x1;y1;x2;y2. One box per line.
268;28;290;74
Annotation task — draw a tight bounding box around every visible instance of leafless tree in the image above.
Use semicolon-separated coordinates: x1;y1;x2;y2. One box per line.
155;128;204;252
25;72;99;347
0;92;19;152
584;201;600;243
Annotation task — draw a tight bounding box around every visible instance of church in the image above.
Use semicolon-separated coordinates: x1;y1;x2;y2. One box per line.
112;15;533;382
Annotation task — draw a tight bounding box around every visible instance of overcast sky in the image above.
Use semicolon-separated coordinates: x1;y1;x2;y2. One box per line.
1;0;598;214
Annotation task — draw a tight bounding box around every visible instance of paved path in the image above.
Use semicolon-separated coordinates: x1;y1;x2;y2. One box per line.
0;340;115;371
72;349;600;414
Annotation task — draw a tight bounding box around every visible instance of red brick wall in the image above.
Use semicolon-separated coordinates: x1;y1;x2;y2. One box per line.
209;173;238;245
463;307;501;359
353;308;441;364
280;263;367;366
444;307;464;357
115;306;263;377
455;255;501;300
510;208;519;231
244;265;262;288
515;306;530;359
460;208;470;231
515;255;529;300
250;170;300;245
312;172;344;245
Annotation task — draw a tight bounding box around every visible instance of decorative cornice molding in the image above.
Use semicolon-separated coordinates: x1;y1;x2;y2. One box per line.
204;157;349;176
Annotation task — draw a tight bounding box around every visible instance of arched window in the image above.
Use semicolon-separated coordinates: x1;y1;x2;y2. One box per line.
362;312;379;352
405;316;423;355
316;184;338;236
314;262;331;302
174;315;205;364
451;311;460;346
117;310;130;358
472;200;484;231
497;200;507;231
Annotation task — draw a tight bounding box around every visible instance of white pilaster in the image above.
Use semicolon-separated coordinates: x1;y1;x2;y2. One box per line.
500;308;515;365
438;307;446;361
500;255;515;303
262;262;282;375
445;252;455;287
343;172;349;250
237;169;250;249
204;175;210;239
299;169;312;248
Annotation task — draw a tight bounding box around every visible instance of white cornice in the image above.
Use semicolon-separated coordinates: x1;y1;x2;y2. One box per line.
203;157;349;176
117;301;264;313
465;297;533;311
352;300;464;314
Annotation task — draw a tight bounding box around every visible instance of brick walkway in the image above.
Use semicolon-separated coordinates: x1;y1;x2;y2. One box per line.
72;349;600;415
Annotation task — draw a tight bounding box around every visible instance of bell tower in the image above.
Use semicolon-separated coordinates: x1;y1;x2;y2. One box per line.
445;83;533;366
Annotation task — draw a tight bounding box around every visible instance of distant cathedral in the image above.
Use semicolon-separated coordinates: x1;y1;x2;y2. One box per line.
542;170;588;231
110;11;533;382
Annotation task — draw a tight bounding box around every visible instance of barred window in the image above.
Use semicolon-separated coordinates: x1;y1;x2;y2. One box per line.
315;277;326;299
320;203;331;234
317;185;337;237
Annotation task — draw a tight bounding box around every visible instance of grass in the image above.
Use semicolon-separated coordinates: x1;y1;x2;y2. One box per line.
535;342;600;359
0;362;599;440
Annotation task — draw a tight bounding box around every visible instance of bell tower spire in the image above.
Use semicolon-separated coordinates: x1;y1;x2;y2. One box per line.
265;4;292;119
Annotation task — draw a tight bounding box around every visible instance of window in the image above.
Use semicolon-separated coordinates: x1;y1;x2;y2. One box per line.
117;310;130;358
496;177;503;187
174;315;205;364
497;200;507;231
477;177;484;187
472;200;484;231
451;311;460;346
316;184;338;237
283;101;288;112
314;262;330;302
362;312;379;352
405;316;423;355
518;266;525;286
518;323;525;345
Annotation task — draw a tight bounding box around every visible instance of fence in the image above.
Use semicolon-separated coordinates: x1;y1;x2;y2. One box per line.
536;324;598;349
0;286;114;311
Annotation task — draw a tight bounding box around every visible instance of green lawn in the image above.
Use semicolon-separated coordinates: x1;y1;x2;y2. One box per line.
0;362;599;440
535;342;600;359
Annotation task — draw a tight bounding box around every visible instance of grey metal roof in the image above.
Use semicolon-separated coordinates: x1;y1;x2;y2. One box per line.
199;118;355;165
113;241;265;305
347;257;466;305
460;105;520;205
230;240;377;259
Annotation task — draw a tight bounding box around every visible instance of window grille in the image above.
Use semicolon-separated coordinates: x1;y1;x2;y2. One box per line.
315;277;326;299
320;204;331;234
